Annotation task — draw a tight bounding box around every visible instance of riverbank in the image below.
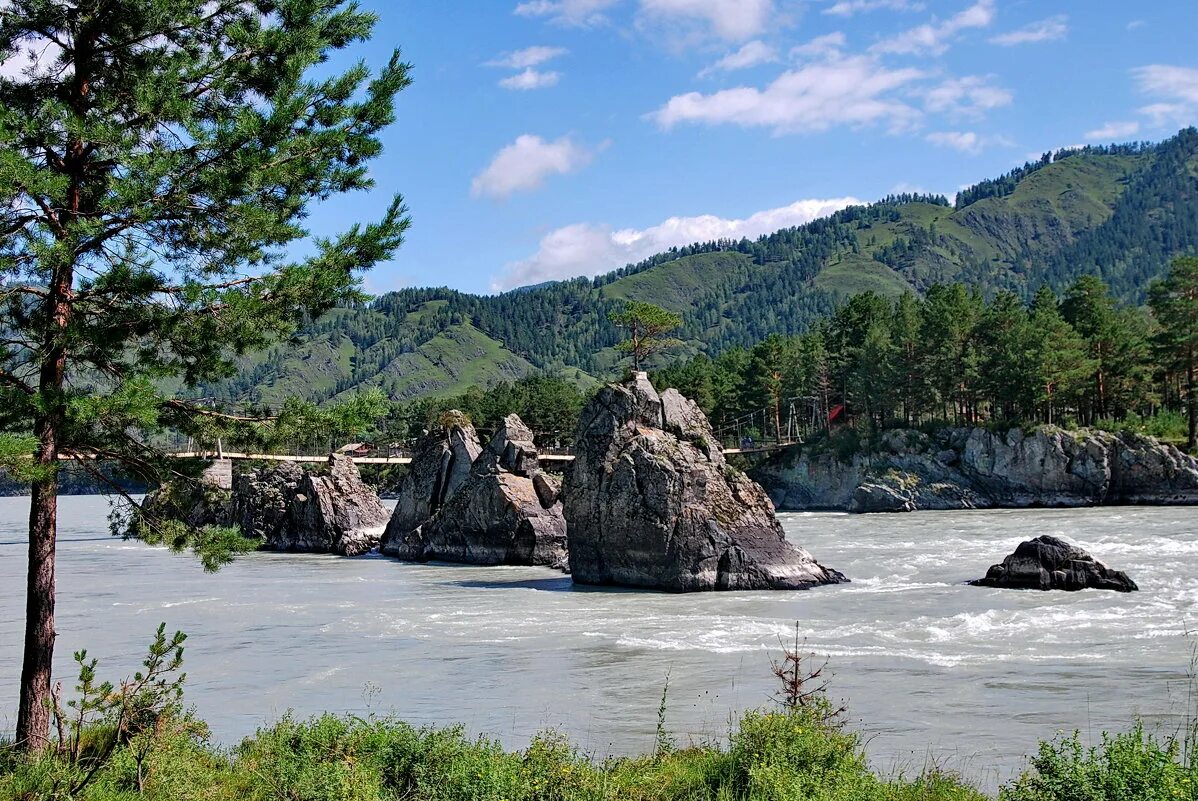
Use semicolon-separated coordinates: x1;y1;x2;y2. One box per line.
3;695;1187;800
753;425;1198;512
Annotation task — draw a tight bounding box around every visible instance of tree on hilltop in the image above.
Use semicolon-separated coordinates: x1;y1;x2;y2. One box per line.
609;301;682;373
0;0;411;750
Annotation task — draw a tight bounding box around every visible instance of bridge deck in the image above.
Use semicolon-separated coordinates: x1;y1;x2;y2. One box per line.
153;445;795;464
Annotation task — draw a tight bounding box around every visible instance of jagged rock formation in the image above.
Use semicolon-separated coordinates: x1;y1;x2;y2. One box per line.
381;412;481;550
233;455;390;556
970;535;1138;592
383;414;568;568
754;427;1198;512
136;455;388;556
562;373;846;592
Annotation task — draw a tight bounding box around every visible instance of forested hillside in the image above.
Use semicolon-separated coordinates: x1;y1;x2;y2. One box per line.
208;129;1198;406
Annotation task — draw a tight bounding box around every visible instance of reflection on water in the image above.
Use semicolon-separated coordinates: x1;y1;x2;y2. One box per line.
0;496;1195;790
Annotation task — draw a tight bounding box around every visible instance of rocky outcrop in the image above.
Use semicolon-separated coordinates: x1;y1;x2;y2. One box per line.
562;373;846;592
384;414;568;568
381;412;481;550
137;461;235;532
135;455;388;556
754;427;1198;513
970;535;1138;592
233;455;390;556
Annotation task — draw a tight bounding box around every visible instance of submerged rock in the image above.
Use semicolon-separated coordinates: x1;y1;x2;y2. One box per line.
387;414;568;569
970;535;1138;592
380;412;481;554
234;455;389;556
562;372;846;592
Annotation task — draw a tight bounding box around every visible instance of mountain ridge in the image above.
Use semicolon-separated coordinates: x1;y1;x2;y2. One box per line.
206;129;1198;406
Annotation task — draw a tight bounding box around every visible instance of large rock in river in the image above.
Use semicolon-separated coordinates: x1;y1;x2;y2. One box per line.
385;414;568;568
233;455;389;556
562;372;846;592
970;535;1138;592
380;412;481;553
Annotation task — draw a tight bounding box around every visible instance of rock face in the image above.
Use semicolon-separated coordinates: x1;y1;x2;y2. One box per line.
381;412;481;548
381;414;568;568
970;535;1138;592
138;462;235;531
137;455;388;556
233;455;390;556
754;427;1198;513
562;373;846;592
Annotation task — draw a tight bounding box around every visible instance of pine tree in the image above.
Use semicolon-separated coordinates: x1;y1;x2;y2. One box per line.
1029;286;1094;425
1149;256;1198;449
608;301;683;372
0;0;411;750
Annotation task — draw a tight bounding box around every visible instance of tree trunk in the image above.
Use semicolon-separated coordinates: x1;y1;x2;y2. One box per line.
16;416;60;750
1188;354;1196;452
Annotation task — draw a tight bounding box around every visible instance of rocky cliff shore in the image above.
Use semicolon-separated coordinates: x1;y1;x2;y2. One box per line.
753;426;1198;513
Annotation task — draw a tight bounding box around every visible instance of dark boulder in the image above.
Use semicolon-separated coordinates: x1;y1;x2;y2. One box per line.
561;372;845;592
970;535;1138;592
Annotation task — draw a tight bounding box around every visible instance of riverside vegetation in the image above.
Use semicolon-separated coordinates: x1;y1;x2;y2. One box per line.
1;627;1194;801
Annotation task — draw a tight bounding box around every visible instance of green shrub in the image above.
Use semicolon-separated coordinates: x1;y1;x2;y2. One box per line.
1000;724;1197;801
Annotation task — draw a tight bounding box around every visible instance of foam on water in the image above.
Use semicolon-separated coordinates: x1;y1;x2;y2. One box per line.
0;497;1194;792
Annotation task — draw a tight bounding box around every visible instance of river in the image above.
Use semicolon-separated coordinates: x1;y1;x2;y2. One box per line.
0;495;1194;790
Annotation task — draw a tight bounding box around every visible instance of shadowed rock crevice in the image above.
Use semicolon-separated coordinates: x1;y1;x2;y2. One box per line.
562;373;846;592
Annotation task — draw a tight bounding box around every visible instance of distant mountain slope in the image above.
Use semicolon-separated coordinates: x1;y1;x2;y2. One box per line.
208;129;1198;405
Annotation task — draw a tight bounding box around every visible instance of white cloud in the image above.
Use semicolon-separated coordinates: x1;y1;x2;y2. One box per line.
1134;65;1198;105
789;32;847;60
1127;20;1146;31
639;0;775;41
486;45;568;69
514;0;621;26
923;75;1012;116
493;197;861;290
871;0;996;56
1084;121;1141;141
1133;65;1198;129
699;40;777;76
471;135;598;200
651;55;925;135
1139;103;1191;128
926;130;1011;154
824;0;924;16
989;15;1068;46
499;68;562;90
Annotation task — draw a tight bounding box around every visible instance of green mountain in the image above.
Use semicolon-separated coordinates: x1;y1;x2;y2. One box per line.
209;129;1198;406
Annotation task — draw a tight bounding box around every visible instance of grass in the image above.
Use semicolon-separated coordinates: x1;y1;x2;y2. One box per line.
604;251;757;314
1094;410;1191;446
344;322;535;402
812;255;912;299
0;707;990;801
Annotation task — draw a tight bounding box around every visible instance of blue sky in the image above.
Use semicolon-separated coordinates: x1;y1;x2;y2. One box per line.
311;1;1198;295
